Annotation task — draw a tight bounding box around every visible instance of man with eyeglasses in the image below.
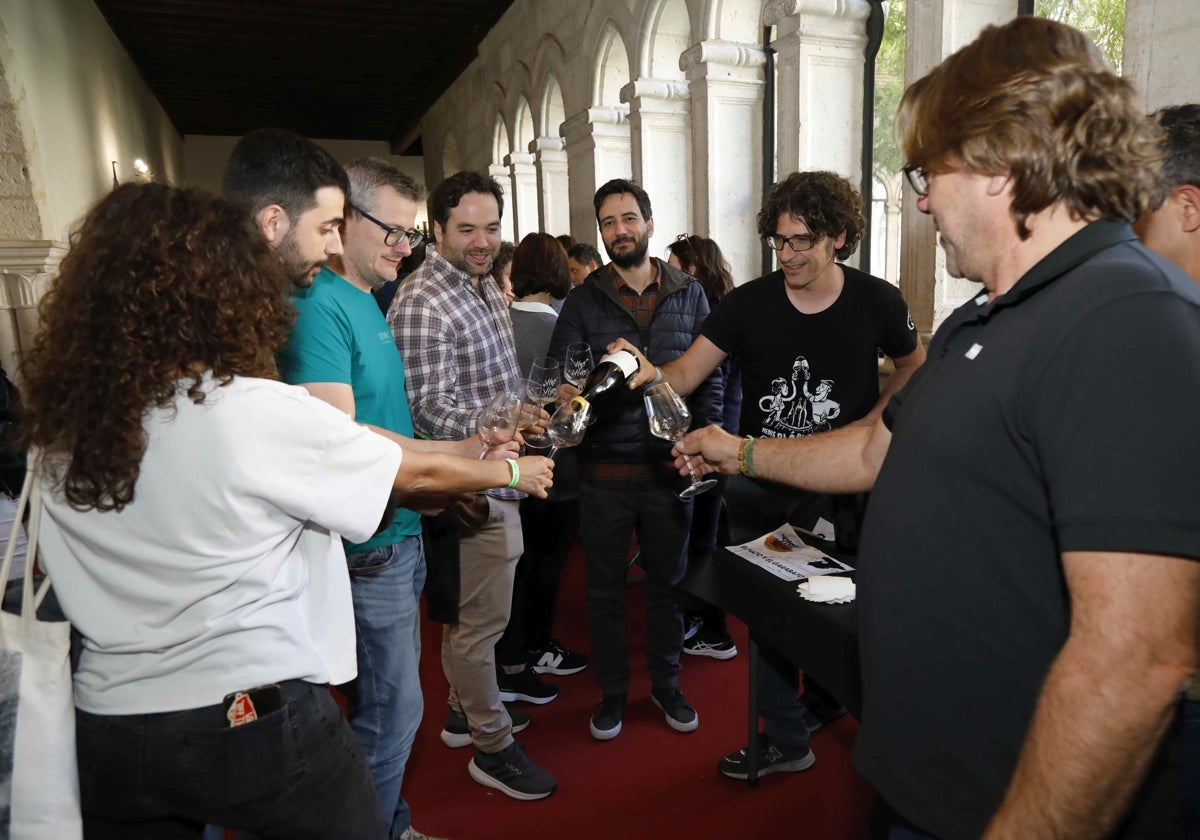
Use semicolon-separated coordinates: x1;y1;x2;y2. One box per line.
616;169;923;782
676;18;1200;839
277;157;486;840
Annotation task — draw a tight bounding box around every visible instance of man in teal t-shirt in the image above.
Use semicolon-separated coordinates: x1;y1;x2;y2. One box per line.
277;158;471;840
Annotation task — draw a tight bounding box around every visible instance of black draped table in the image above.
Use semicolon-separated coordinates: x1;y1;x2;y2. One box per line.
678;543;861;785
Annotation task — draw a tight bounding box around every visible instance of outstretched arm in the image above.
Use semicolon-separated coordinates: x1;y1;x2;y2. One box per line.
675;416;891;495
608;335;729;395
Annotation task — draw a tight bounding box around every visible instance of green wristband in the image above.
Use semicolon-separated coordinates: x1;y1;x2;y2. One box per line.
505;458;520;489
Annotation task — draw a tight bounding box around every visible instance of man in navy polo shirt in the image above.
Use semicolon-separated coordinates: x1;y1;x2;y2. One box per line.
677;18;1199;840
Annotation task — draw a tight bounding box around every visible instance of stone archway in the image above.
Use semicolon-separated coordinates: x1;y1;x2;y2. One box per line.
0;17;62;379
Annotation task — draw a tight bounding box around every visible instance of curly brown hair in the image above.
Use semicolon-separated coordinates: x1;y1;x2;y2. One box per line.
21;182;294;511
756;171;865;261
898;17;1163;238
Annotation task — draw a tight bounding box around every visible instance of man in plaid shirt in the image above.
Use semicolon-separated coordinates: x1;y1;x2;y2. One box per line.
388;171;556;801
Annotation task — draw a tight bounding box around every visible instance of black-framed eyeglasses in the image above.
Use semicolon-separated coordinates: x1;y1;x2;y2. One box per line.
904;166;930;197
763;233;819;252
351;205;424;249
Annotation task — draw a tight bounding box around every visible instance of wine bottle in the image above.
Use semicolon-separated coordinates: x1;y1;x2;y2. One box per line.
578;349;641;402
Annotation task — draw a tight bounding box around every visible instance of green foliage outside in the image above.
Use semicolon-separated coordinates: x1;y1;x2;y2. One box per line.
872;0;1126;181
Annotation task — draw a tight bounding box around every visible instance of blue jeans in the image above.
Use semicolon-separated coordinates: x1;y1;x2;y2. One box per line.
342;535;426;840
75;681;383;839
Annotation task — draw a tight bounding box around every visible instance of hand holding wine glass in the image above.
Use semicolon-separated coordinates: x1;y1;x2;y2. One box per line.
475;390;522;459
643;382;717;498
523;375;557;446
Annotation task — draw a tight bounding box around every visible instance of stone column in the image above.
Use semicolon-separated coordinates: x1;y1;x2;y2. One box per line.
560;107;632;251
681;40;766;285
530;137;569;238
0;241;67;380
488;163;517;243
504;151;539;240
899;0;1017;336
1125;0;1200;111
622;78;692;248
767;0;872;186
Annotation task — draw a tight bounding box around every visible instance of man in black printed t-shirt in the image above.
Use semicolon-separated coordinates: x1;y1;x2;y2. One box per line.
613;170;924;782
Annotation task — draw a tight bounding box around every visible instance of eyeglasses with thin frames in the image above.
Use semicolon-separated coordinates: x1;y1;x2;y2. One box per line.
904;166;930;197
763;232;820;253
351;205;425;249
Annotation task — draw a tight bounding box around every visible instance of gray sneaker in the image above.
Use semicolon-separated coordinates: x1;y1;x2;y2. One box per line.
468;742;556;800
440;706;529;748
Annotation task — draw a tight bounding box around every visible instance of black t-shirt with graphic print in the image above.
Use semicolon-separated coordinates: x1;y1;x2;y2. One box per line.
702;266;918;438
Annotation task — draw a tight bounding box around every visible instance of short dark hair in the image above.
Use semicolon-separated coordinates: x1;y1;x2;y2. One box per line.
593;178;652;222
757;171;865;261
345;157;425;214
222;127;348;220
512;232;571;300
555;234;575;251
1157;104;1200;190
429;171;505;231
567;242;602;266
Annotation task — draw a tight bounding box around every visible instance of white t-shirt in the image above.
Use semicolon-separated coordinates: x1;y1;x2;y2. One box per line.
38;374;402;715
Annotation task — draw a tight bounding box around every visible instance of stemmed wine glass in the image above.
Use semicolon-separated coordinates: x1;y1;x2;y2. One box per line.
546;397;592;458
564;343;593;390
643;382;717;498
525;357;560;448
475;390;522;459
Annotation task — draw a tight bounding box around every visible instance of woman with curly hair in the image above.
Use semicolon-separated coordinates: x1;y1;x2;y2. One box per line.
22;182;552;838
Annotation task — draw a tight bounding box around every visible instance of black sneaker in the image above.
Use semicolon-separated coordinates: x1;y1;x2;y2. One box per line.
497;666;559;705
468;742;556;801
683;629;738;660
589;693;625;740
440;706;530;748
650;686;699;733
718;733;815;780
526;640;589;676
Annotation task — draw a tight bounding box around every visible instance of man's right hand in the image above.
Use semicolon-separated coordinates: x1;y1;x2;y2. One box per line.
606;338;657;388
515;455;555;498
674;425;742;476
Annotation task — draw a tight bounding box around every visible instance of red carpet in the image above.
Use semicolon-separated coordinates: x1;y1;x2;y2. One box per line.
401;546;875;839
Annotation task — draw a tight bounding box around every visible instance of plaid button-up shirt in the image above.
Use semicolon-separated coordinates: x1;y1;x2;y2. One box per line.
388;244;523;499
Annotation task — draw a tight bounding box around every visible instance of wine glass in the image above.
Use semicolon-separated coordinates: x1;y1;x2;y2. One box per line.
546;397;592;458
528;356;561;404
564;342;593;390
475;390;522;459
528;360;559;446
643;382;717;498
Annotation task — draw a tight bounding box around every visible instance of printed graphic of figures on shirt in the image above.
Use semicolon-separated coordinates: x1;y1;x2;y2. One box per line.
758;355;840;437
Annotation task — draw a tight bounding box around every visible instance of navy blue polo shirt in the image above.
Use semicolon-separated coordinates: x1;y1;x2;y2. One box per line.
853;219;1200;839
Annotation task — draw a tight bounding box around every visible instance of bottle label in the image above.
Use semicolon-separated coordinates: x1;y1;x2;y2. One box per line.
598;349;640;379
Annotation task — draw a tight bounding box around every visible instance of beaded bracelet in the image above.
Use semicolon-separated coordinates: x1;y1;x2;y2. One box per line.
738;435;757;478
505;458;520;489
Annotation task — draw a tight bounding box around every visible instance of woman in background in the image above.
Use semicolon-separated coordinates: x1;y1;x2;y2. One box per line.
665;234;742;659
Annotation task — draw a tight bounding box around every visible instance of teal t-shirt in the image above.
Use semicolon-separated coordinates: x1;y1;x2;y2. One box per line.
277;266;421;550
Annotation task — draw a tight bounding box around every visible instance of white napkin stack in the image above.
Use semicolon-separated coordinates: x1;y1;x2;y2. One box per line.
797;575;855;604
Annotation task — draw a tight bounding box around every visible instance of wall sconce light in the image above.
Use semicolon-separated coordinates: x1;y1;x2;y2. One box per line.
111;158;153;188
133;159;150;177
111;160;119;188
